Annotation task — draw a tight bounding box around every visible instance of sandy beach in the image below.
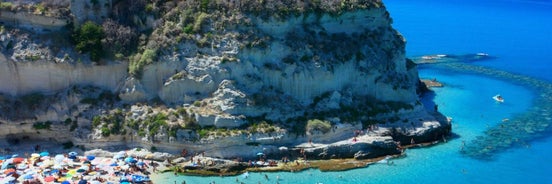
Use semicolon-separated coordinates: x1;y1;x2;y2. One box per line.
0;141;171;184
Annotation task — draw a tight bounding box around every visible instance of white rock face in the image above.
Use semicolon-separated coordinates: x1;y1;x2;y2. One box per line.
0;53;127;96
119;77;148;102
126;8;418;114
0;10;69;32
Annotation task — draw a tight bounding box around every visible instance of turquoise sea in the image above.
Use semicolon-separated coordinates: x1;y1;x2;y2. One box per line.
153;0;552;183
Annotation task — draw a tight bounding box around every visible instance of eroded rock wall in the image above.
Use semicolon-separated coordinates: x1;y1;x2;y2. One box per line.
0;53;127;96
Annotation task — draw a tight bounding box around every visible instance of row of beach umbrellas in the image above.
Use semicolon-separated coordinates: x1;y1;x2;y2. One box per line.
0;150;150;183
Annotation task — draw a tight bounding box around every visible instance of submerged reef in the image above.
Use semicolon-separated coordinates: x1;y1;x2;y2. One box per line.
425;60;552;160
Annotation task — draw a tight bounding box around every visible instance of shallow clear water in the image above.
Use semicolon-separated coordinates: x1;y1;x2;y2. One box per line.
153;0;552;183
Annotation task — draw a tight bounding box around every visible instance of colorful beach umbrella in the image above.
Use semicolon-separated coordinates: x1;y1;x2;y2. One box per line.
23;174;34;180
68;152;78;159
145;154;154;159
12;157;24;164
4;168;15;174
1;159;10;169
40;152;49;157
54;155;65;162
44;176;55;182
16;164;28;170
124;157;134;163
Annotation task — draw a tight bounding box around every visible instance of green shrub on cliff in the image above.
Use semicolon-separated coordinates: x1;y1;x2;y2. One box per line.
306;119;332;134
139;113;168;138
0;2;13;9
129;48;157;77
33;121;52;130
73;21;104;62
21;93;45;109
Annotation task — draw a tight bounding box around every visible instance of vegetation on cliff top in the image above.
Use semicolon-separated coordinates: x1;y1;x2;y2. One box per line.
124;0;384;77
0;0;384;74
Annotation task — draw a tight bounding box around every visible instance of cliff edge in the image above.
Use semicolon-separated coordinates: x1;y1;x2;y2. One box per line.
0;0;450;160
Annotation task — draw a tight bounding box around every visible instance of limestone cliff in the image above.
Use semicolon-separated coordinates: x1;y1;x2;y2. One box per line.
0;0;450;160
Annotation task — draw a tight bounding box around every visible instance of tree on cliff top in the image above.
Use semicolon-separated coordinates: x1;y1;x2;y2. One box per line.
73;21;104;62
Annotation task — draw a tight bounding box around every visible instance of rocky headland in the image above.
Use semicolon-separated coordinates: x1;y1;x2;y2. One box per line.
0;0;451;174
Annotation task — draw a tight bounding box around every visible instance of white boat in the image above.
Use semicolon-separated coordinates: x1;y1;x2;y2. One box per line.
476;52;489;56
493;94;504;103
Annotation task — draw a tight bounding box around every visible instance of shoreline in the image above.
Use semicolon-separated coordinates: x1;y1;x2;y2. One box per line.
0;135;447;184
155;139;445;177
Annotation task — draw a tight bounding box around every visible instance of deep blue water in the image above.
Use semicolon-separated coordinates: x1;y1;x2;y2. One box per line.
153;0;552;183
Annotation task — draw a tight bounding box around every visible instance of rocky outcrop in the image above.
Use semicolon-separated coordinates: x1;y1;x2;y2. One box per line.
0;0;452;162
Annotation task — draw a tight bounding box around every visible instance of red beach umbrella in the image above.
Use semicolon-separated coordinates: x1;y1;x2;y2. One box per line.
44;176;55;182
3;168;15;174
12;157;24;164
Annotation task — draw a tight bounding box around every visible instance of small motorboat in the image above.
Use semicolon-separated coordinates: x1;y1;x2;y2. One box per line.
493;94;504;103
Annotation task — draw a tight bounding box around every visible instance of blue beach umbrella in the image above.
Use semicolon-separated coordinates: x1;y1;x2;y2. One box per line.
136;161;145;166
132;174;150;182
124;157;134;163
40;151;49;157
61;181;71;184
78;180;88;184
1;159;11;169
23;174;34;180
68;153;77;159
109;162;118;166
86;155;95;161
0;156;5;160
